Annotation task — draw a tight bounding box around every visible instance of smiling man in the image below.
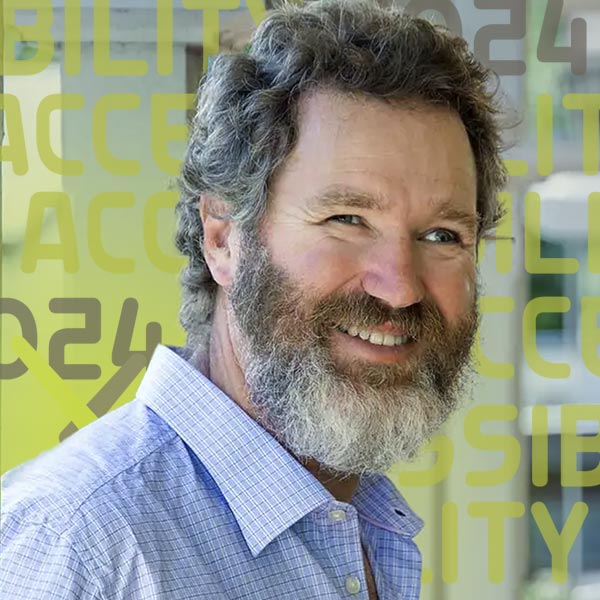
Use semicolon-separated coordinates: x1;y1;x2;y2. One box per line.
1;1;507;599
214;93;482;483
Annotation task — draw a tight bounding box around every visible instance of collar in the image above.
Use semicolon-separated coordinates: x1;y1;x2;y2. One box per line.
137;345;332;557
352;472;423;538
137;345;422;555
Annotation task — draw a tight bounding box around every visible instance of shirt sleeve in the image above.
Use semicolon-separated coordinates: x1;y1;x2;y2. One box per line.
0;517;103;599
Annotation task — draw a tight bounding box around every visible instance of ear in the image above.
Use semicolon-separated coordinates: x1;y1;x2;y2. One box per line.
199;194;239;288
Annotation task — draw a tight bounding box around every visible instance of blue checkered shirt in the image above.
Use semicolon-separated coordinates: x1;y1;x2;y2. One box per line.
1;345;423;599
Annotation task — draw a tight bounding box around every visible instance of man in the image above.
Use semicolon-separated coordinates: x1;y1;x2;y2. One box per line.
1;1;507;598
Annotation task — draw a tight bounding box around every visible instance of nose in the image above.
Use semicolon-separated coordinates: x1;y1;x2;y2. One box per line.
360;240;425;309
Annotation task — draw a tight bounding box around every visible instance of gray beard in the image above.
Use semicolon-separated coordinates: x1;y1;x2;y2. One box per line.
227;228;478;477
238;336;472;477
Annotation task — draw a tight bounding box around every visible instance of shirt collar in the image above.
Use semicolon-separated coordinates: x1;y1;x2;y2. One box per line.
352;472;423;538
137;345;422;555
137;345;332;557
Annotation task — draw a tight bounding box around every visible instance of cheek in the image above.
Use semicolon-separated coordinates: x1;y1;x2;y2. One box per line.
274;240;360;292
424;261;476;322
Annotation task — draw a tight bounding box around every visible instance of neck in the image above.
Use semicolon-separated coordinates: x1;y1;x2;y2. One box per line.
295;457;362;503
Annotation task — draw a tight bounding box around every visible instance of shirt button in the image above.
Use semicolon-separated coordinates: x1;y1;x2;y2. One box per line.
328;509;346;522
345;575;361;595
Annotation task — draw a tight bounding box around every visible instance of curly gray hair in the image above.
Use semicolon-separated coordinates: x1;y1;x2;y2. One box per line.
176;0;508;350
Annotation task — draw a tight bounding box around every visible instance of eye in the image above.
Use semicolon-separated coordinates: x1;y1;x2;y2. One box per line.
328;215;363;226
423;229;460;244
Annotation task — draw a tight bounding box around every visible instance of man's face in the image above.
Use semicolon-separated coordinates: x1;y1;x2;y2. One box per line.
227;91;480;476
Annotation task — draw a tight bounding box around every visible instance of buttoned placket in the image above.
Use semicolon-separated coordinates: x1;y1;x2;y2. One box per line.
316;503;370;598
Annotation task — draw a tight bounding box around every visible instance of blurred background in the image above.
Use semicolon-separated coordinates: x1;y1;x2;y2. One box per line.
2;1;599;598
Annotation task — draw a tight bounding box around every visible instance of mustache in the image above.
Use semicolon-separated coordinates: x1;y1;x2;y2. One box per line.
309;293;447;341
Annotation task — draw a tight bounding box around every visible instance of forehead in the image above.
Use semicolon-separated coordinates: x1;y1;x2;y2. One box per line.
269;89;477;216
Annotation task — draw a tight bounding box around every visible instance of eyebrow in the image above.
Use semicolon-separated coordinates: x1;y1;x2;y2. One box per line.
435;200;480;233
306;186;388;212
307;185;479;232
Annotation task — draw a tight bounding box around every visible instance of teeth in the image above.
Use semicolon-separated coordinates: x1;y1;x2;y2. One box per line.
369;332;384;345
382;334;396;347
337;326;410;347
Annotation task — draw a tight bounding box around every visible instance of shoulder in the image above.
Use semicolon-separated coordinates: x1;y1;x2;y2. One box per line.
1;398;215;598
0;514;105;599
1;398;178;536
1;394;243;599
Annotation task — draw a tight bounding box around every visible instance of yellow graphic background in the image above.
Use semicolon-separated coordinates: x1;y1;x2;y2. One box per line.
2;1;599;598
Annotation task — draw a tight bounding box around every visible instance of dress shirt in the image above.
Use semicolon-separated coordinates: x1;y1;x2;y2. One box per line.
1;344;423;599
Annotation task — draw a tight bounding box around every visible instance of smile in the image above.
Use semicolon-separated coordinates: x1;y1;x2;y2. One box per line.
335;325;413;347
